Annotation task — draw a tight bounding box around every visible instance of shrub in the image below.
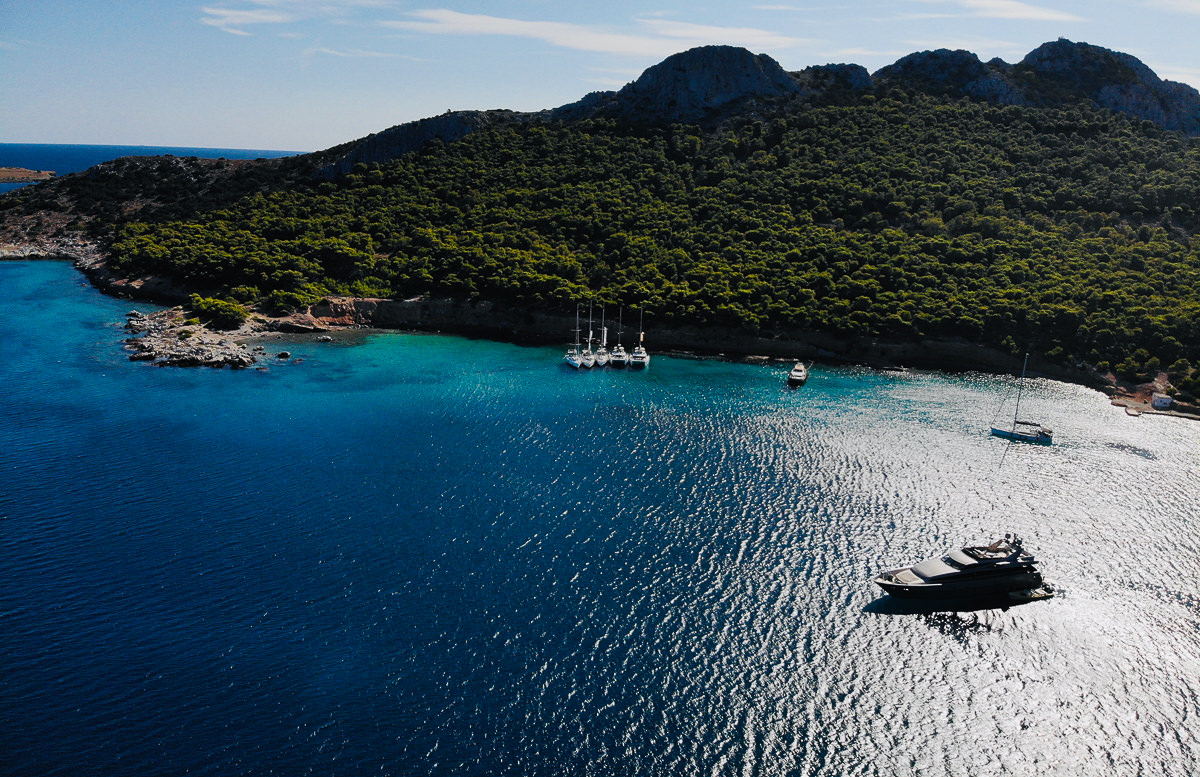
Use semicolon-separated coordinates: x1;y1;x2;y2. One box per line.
188;294;249;330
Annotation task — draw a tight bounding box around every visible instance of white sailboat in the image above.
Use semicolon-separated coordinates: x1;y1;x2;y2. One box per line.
563;305;583;368
610;306;630;367
581;302;596;368
629;307;650;369
595;306;611;367
990;353;1053;444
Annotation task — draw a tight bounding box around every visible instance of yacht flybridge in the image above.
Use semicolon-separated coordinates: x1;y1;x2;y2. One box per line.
873;534;1051;601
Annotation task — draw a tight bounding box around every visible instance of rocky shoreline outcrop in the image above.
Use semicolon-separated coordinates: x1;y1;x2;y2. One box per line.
125;309;257;368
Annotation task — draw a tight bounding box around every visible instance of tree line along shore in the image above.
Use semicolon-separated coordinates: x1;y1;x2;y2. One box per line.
1;85;1199;406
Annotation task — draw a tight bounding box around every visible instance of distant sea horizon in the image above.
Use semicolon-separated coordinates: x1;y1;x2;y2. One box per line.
0;142;306;194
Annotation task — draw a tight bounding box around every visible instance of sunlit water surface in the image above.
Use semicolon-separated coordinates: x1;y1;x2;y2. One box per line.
2;261;1198;776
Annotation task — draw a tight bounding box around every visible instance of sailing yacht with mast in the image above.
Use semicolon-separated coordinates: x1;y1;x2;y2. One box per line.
629;307;650;369
610;307;630;367
580;302;596;368
563;305;583;368
595;306;611;367
990;353;1053;444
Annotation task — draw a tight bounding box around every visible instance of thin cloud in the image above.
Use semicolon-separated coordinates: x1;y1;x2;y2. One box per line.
1145;0;1200;12
383;9;800;57
200;0;396;35
305;45;405;57
201;7;297;35
908;0;1083;21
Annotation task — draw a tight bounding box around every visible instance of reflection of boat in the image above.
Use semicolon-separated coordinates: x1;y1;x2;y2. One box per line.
610;307;629;367
873;534;1045;600
787;362;808;385
990;353;1052;444
564;305;583;369
629;307;650;369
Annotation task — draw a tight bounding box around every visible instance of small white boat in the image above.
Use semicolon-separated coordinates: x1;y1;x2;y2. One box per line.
787;362;808;385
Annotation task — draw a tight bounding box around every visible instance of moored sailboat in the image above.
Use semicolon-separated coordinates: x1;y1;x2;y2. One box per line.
580;302;596;368
990;353;1052;444
564;305;583;368
629;307;650;369
595;305;611;367
610;307;630;367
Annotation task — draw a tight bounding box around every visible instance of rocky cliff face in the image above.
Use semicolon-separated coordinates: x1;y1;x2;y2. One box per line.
873;39;1200;134
320;39;1199;175
1017;39;1200;134
608;45;806;122
872;49;1024;105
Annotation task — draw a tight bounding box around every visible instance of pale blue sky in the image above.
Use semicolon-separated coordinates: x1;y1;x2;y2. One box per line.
2;1;1198;151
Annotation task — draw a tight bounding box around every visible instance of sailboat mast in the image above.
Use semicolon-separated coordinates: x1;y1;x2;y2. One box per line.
574;305;581;349
1012;353;1028;429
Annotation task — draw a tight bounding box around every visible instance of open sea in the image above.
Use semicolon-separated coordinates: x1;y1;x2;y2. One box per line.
2;146;1200;776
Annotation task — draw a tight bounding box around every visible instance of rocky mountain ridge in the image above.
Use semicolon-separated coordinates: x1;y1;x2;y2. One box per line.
321;39;1200;175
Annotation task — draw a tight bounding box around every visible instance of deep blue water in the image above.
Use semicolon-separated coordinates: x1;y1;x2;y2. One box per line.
0;143;303;194
2;259;1199;776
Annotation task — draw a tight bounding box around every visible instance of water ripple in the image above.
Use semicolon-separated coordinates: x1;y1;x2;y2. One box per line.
3;270;1200;777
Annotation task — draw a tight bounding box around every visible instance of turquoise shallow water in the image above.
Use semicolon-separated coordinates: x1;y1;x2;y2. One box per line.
2;260;1199;776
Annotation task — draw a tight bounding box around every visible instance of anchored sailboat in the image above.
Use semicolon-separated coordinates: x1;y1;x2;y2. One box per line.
595;305;610;367
610;307;629;367
629;307;650;369
990;353;1053;444
581;302;596;368
563;305;583;368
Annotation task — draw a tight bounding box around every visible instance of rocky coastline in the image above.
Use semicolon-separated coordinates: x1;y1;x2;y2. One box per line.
3;241;1196;418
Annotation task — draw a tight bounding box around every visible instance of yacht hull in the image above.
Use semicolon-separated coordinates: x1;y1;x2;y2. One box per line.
990;427;1052;444
874;568;1043;599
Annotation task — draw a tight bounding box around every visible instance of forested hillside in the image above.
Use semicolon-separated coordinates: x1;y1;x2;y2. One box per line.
96;92;1200;391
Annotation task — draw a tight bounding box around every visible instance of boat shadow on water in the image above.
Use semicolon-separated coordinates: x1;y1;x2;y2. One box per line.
862;590;1055;617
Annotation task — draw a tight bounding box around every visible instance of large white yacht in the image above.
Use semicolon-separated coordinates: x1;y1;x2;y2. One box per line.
873;534;1048;601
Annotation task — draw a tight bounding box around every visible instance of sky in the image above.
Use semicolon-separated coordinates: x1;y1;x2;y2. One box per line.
2;0;1199;151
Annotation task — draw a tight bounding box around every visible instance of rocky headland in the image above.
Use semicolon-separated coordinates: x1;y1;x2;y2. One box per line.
0;167;55;183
